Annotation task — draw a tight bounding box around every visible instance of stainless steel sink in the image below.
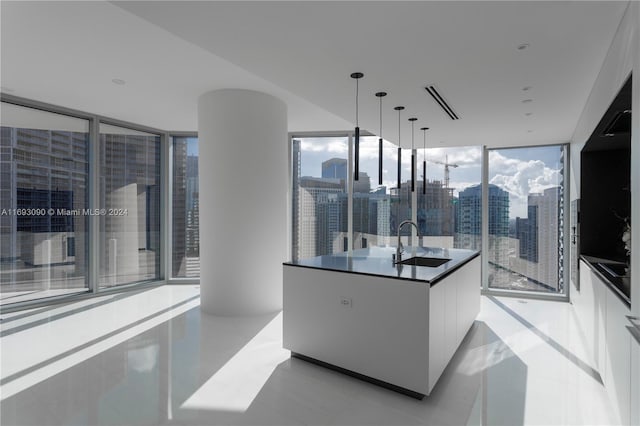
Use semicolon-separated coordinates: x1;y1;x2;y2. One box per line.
397;256;451;267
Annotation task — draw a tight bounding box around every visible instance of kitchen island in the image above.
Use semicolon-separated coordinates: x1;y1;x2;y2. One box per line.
283;246;480;398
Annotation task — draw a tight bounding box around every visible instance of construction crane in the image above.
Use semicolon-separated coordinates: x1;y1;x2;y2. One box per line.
427;155;459;188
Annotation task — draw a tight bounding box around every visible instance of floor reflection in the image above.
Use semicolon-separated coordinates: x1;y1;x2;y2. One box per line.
0;289;619;426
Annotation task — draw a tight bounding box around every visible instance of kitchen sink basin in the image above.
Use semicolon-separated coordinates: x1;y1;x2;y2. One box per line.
397;256;451;267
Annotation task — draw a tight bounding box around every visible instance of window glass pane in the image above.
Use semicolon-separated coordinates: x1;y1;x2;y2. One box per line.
99;123;160;287
390;146;414;246
1;102;89;304
292;136;348;260
172;136;199;278
352;136;409;248
487;145;566;293
420;146;482;251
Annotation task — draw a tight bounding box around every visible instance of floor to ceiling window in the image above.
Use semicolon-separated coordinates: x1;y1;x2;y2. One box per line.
0;102;90;305
390;146;414;246
291;135;349;261
351;136;407;248
420;146;482;251
172;136;199;278
98;123;161;288
486;145;568;295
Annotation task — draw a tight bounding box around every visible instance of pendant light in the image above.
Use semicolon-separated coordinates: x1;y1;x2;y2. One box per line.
421;127;429;195
394;106;404;189
351;72;364;181
409;117;417;192
375;92;387;186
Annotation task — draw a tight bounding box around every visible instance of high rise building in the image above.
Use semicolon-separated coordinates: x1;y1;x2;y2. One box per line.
516;216;536;262
457;184;509;281
456;184;509;236
417;179;455;236
513;187;562;290
0;126;88;289
295;176;345;260
321;158;347;181
100;131;160;285
172;139;188;275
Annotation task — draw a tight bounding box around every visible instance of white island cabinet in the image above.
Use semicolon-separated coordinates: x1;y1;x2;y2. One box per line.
283;246;480;398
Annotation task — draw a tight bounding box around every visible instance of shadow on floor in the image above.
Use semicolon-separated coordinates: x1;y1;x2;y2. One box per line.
2;310;527;426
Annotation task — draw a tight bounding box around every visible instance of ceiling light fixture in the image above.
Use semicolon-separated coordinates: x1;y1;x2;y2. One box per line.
421;127;429;195
375;91;387;186
517;43;530;51
409;117;417;192
351;72;364;181
394;106;405;189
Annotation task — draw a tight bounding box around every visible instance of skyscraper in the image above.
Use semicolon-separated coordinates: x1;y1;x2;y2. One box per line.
513;187;562;290
456;184;509;236
321;158;347;181
417;179;455;236
0;126;88;290
457;184;509;280
295;177;345;259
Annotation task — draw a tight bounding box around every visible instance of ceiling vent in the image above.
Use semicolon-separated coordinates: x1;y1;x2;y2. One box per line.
425;86;459;120
602;109;631;137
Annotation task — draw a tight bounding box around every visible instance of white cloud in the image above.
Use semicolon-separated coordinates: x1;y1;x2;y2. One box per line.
423;146;481;168
488;151;561;217
300;137;347;154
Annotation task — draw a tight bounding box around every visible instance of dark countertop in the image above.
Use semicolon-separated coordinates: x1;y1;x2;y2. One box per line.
580;255;630;307
284;246;480;286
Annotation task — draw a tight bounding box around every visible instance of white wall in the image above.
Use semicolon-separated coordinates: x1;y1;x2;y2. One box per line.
570;1;639;316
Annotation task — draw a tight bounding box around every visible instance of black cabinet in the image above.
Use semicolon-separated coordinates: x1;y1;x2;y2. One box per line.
580;74;632;298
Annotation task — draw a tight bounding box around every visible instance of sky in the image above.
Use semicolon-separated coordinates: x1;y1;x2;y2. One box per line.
297;137;563;219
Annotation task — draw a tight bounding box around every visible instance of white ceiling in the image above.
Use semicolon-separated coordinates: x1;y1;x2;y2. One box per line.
1;1;629;148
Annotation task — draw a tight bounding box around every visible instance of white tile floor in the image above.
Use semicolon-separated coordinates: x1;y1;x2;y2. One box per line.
0;285;621;425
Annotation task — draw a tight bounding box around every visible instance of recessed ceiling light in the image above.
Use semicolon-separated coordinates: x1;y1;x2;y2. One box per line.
517;43;530;51
112;78;126;85
522;86;532;91
525;112;533;116
522;99;533;104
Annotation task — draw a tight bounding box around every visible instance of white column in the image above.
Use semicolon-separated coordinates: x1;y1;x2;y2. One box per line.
198;89;287;316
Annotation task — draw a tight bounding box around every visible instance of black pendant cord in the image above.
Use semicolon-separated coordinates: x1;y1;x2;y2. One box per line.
409;118;417;192
375;92;387;186
421;127;429;195
394;106;404;189
351;72;363;181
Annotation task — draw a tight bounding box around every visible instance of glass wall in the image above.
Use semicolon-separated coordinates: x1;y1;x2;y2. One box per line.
0;102;89;304
172;136;199;278
292;136;349;260
99;123;161;288
351;136;410;248
390;146;414;246
420;146;482;250
487;145;567;294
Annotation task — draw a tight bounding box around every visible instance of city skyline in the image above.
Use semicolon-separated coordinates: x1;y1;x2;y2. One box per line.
298;137;562;219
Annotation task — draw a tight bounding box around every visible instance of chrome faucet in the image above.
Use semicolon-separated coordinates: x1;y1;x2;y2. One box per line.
396;220;422;263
